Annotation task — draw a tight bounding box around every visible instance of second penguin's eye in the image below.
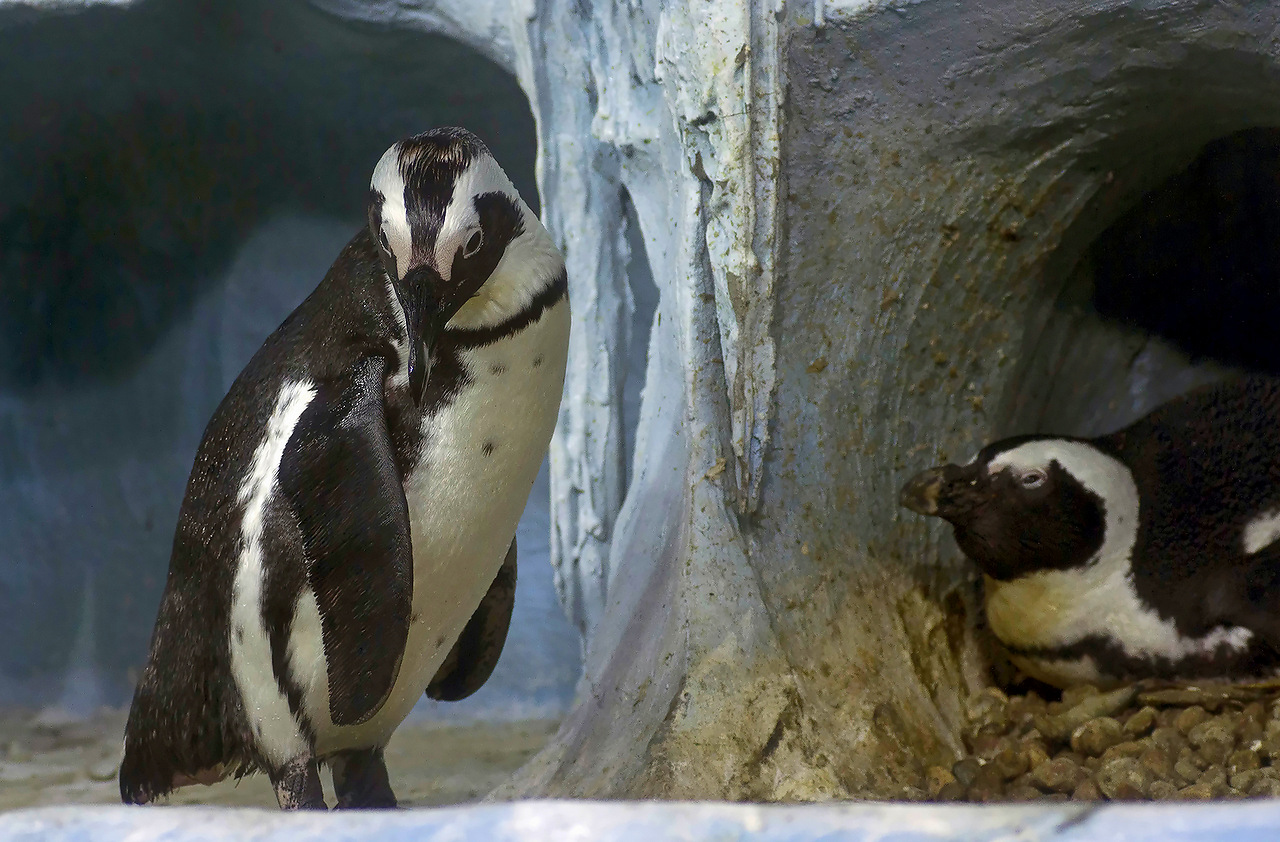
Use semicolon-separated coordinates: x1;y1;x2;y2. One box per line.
463;230;483;258
379;231;391;253
1020;470;1047;489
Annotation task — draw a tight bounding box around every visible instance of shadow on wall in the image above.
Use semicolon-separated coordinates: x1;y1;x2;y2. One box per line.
0;0;581;716
1005;127;1280;441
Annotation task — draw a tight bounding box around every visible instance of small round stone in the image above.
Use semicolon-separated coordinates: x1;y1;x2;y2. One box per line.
1174;755;1204;785
1187;719;1236;765
1260;720;1280;760
1228;747;1261;776
1179;781;1216;799
951;757;983;787
1149;726;1187;754
1030;757;1086;794
1071;778;1102;800
969;761;1005;792
1006;783;1044;801
1197;765;1229;797
1124;706;1158;738
967;781;1006;802
991;745;1029;781
1071;717;1125;757
1231;768;1266;792
1249;776;1280;798
1097;756;1154;800
1175;705;1210;735
1099;740;1146;765
1239;701;1267;740
1061;685;1101;708
925;765;956;797
935;781;966;802
1021;741;1051;772
1149;780;1181;800
967;731;1005;760
966;687;1008;727
1138;745;1175;780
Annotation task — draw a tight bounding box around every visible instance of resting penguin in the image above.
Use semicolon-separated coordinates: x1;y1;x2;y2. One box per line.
900;376;1280;689
119;127;569;809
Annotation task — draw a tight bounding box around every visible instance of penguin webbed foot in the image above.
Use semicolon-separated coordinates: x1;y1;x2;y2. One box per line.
330;748;398;809
269;756;327;810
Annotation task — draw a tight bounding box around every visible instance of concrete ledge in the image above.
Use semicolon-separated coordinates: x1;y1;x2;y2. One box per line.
3;800;1279;841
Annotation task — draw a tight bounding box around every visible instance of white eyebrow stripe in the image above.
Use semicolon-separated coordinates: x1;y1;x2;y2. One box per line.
1244;509;1280;555
370;145;412;278
434;155;518;280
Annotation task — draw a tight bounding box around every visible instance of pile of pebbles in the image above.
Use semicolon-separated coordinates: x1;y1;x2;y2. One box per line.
928;681;1280;802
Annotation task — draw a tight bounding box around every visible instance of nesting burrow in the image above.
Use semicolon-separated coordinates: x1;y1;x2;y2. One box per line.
760;3;1280;799
935;682;1280;802
919;129;1280;802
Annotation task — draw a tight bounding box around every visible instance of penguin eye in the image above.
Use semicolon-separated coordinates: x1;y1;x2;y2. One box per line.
1020;470;1047;489
379;231;391;254
463;229;483;258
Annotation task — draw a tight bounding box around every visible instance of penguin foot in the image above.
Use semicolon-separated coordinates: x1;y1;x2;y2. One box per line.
330;747;398;809
270;756;327;810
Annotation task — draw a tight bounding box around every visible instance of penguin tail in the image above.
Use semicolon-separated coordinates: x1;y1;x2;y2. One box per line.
119;650;251;804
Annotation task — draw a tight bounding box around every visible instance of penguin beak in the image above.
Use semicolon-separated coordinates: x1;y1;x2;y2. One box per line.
900;463;979;520
393;263;451;407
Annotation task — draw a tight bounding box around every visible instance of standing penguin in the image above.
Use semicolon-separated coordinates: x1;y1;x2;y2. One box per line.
900;376;1280;689
119;127;569;809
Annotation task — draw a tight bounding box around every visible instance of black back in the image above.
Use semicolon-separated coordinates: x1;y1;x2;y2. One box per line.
120;229;409;803
1102;376;1280;639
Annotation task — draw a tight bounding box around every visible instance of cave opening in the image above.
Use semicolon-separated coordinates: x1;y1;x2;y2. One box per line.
1092;128;1280;377
1001;127;1280;447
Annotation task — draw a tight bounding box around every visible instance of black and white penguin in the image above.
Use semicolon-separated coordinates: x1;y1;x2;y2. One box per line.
899;376;1280;689
119;127;569;809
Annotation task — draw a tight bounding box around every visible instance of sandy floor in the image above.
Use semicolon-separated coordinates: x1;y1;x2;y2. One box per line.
0;708;557;811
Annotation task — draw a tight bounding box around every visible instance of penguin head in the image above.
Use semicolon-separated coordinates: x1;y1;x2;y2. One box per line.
900;436;1134;581
367;127;560;403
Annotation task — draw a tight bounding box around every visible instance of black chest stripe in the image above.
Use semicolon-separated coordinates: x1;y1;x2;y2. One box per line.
445;268;567;350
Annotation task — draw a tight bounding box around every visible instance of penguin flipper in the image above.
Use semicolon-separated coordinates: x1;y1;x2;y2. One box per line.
279;356;413;726
426;537;517;701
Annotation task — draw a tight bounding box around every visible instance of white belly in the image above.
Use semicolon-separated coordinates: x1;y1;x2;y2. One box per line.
309;299;569;754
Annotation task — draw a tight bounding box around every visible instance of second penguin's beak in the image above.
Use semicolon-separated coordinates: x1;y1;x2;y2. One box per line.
393;264;452;407
899;463;979;520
